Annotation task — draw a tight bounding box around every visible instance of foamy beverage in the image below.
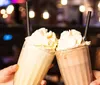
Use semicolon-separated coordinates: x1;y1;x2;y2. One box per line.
14;28;57;85
56;29;93;85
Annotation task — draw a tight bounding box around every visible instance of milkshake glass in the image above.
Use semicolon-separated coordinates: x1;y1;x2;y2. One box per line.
56;29;93;85
56;45;93;85
14;28;57;85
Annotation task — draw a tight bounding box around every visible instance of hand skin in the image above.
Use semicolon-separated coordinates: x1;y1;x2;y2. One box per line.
0;64;46;85
90;70;100;85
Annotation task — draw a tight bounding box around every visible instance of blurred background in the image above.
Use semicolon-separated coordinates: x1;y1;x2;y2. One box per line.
0;0;100;85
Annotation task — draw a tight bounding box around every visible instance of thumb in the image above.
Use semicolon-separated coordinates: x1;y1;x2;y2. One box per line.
0;64;18;76
0;64;18;83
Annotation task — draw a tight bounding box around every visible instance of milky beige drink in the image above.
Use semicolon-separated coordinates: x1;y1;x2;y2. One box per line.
94;48;100;70
14;28;57;85
56;29;93;85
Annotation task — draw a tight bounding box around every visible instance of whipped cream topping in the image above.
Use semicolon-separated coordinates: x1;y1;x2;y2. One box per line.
57;29;90;50
25;28;57;49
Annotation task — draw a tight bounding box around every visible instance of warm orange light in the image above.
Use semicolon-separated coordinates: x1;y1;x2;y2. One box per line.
3;14;8;18
1;9;6;14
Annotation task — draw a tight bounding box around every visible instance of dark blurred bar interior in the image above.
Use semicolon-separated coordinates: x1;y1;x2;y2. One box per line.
1;0;100;85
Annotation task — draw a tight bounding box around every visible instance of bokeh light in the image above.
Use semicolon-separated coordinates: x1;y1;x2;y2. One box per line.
6;5;14;14
42;11;50;20
99;17;100;22
0;9;6;14
29;10;35;18
3;14;8;18
3;34;13;41
61;0;68;5
98;1;100;9
79;5;86;12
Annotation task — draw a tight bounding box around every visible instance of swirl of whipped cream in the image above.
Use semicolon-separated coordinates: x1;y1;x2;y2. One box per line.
57;29;90;50
25;28;57;49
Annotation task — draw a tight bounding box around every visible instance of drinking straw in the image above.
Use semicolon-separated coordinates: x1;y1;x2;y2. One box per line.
83;11;92;40
26;0;30;36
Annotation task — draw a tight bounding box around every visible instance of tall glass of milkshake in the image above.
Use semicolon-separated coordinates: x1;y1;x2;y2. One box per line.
14;28;57;85
56;29;93;85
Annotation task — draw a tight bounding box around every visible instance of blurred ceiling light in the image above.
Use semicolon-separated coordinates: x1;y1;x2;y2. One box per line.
98;1;100;9
61;0;68;5
3;14;8;18
42;11;50;20
0;9;6;14
6;5;14;14
29;10;35;18
79;5;85;12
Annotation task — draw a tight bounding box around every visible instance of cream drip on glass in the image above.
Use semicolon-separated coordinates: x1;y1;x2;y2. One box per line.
57;29;90;50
